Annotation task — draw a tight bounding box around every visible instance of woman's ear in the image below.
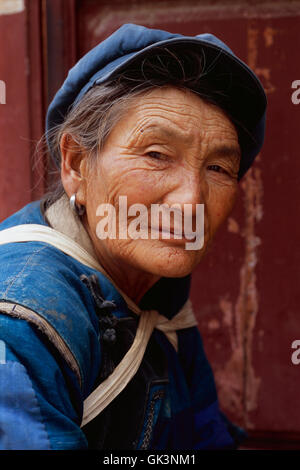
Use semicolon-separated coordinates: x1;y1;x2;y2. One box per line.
60;133;89;205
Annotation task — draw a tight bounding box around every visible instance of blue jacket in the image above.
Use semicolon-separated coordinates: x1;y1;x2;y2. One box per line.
0;198;246;450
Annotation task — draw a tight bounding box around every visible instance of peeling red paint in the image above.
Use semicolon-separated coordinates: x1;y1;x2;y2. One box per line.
248;25;276;94
207;318;221;330
227;217;240;234
263;26;278;47
213;28;266;426
216;166;264;427
240;167;263;427
255;67;276;94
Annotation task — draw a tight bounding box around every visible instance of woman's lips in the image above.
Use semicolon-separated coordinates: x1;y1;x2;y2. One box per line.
150;225;196;242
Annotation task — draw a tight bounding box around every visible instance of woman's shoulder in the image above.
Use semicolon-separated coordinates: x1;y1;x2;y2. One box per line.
0;199;105;395
0;239;102;394
0;198;100;323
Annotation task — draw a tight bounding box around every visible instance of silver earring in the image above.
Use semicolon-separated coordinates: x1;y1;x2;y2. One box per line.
70;193;85;216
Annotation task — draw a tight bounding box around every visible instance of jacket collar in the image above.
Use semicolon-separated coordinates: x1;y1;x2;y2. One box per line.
44;193;97;259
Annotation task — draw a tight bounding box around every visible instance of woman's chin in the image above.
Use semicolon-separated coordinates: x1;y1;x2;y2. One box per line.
134;243;203;278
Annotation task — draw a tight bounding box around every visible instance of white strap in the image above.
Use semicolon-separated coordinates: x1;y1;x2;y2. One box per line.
155;299;196;350
0;224;198;427
82;300;197;427
0;224;140;314
0;224;100;270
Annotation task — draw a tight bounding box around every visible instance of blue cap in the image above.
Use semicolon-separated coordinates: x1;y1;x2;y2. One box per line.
46;23;267;179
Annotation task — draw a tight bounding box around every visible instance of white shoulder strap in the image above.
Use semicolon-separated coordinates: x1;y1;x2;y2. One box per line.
0;224;198;427
0;224;140;314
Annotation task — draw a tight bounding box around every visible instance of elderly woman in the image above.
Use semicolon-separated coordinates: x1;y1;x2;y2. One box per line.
0;24;266;450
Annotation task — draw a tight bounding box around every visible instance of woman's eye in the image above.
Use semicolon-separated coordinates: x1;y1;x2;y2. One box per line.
207;164;227;174
207;164;238;180
146;151;164;160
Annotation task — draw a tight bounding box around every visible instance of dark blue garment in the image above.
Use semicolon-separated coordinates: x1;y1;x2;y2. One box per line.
0;358;51;450
0;199;246;450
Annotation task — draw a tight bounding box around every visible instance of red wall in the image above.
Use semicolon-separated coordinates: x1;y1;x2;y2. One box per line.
0;0;45;221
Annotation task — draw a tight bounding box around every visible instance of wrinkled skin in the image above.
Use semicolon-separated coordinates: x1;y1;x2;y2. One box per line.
61;86;240;303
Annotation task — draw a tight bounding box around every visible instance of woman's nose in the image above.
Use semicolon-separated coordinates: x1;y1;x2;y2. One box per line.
161;168;205;243
166;168;206;208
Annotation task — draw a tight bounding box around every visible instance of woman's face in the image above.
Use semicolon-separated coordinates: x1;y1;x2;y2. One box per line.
75;86;240;279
